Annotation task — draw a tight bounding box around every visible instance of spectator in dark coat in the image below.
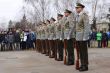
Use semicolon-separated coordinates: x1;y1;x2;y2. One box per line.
107;31;110;47
14;30;21;50
0;33;6;51
30;31;36;49
102;31;108;48
7;32;14;51
3;34;9;51
90;29;97;48
26;32;32;49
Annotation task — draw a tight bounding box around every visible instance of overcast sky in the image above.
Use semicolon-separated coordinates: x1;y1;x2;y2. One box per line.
0;0;23;28
0;0;110;29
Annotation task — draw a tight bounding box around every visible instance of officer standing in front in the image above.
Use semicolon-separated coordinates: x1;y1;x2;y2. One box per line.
75;3;91;71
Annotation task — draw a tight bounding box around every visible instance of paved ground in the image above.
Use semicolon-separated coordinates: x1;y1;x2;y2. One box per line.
0;48;110;73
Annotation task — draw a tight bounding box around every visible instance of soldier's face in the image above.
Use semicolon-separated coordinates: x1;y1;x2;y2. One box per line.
64;13;69;17
76;7;83;13
46;21;49;24
50;20;54;24
57;16;62;20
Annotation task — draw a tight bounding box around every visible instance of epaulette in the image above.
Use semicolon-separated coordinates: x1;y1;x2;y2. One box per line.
83;12;87;15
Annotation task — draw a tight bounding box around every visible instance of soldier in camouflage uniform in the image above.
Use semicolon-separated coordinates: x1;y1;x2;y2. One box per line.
63;9;75;65
55;14;64;61
75;3;91;71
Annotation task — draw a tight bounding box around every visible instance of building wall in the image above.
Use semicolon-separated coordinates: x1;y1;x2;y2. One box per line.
96;23;109;31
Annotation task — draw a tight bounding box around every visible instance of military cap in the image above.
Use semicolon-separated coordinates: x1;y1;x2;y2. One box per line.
46;20;50;23
39;23;42;25
57;14;63;17
64;9;72;13
50;17;56;21
76;3;85;8
43;22;46;24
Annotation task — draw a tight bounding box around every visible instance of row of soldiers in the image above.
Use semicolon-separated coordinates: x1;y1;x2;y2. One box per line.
36;3;91;72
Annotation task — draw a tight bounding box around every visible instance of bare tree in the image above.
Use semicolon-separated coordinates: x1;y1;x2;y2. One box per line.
24;0;42;21
24;0;51;22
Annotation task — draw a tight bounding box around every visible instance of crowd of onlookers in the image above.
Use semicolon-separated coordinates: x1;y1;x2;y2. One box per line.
88;29;110;48
0;29;110;51
0;29;36;51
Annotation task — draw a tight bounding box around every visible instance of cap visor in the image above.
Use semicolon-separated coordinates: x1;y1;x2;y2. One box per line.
75;6;82;8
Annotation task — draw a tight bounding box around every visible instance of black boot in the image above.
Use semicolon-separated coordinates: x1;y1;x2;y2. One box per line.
66;62;74;66
57;58;63;61
79;65;88;72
